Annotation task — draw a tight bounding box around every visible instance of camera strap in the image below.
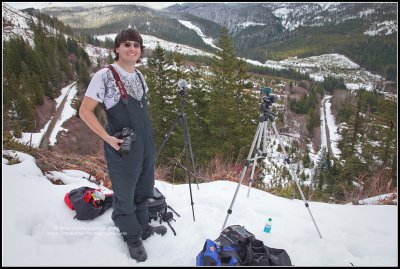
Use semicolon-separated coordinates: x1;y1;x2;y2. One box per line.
108;65;146;107
107;65;137;140
108;65;129;105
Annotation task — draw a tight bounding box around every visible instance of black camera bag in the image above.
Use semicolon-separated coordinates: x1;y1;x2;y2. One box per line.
148;187;180;235
148;187;168;221
197;225;293;266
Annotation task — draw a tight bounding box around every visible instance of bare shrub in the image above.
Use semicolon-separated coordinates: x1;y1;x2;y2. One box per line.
155;165;172;182
365;167;396;199
33;148;112;189
194;154;261;184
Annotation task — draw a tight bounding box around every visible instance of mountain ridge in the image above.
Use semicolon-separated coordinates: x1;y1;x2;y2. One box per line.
40;2;397;79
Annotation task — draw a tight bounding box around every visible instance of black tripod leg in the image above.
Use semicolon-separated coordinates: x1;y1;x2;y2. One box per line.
155;115;180;161
181;114;199;189
181;115;196;222
167;205;181;217
166;221;177;236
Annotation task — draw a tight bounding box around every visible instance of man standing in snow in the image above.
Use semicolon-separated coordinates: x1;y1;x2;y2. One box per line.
79;28;167;262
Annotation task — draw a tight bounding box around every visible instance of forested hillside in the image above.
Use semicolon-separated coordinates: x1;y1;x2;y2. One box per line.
165;3;397;81
3;12;91;136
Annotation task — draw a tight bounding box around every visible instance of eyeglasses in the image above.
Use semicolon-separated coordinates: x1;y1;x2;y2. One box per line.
122;41;141;49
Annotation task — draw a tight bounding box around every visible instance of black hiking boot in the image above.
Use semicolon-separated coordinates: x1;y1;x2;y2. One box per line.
141;224;167;240
127;239;147;262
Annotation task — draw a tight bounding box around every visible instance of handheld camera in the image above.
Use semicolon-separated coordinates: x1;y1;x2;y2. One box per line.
115;127;136;156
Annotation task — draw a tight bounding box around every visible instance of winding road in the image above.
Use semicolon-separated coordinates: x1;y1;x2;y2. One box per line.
39;82;77;149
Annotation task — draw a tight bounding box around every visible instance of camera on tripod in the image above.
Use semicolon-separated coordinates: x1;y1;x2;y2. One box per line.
263;95;275;107
114;127;136;156
178;79;188;96
261;87;275;109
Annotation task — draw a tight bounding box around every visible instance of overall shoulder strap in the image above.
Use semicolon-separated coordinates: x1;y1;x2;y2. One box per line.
136;70;146;95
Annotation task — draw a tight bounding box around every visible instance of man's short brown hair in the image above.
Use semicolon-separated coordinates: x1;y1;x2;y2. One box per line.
113;28;145;62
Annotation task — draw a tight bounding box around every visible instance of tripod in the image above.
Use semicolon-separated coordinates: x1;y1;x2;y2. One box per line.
155;79;197;221
221;95;323;239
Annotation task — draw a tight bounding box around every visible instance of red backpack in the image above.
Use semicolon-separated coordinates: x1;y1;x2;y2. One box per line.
64;186;113;220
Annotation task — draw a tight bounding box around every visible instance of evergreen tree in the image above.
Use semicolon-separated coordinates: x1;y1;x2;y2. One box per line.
314;147;330;190
358;92;397;191
107;51;114;65
187;65;212;164
31;73;44;106
19;62;35;107
3;72;19;129
145;43;176;164
377;108;396;168
76;62;91;89
232;58;259;158
4;10;95;136
205;28;258;160
164;50;190;168
302;148;311;168
338;90;365;159
307;107;320;137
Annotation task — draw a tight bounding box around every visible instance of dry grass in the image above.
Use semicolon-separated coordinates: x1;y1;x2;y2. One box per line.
32;148;256;190
153;152;262;186
198;154;243;182
6;145;396;205
33;148;112;189
341;167;397;205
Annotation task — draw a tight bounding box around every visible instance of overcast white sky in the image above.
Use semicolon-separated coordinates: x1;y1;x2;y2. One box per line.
3;2;180;10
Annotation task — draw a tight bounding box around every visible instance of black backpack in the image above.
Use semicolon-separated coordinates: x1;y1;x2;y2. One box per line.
196;225;292;266
148;187;180;235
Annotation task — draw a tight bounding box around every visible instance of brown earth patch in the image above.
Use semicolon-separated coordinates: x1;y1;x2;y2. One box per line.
34;96;56;132
51;115;104;156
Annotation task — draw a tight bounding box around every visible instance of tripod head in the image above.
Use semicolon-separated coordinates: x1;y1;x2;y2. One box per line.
178;79;188;97
177;79;189;114
260;87;276;122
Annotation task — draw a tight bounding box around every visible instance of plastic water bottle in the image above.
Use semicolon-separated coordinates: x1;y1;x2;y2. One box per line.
93;190;105;201
263;218;272;234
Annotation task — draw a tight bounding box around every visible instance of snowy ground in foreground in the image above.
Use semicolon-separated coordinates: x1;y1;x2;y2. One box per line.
3;150;398;266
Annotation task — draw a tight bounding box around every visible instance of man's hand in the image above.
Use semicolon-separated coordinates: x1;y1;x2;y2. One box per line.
80;96;124;151
105;135;124;151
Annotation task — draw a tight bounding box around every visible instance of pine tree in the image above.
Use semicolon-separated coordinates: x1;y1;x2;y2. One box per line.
338;90;364;159
307;107;320;137
360;93;397;191
205;28;258;160
145;43;176;164
76;62;91;89
206;28;237;158
19;62;35;107
232;58;259;158
314;147;329;190
187;65;212;164
302;148;311;168
166;50;189;153
31;73;44;106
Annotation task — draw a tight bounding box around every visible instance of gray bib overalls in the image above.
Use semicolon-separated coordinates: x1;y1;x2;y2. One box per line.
104;72;156;241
